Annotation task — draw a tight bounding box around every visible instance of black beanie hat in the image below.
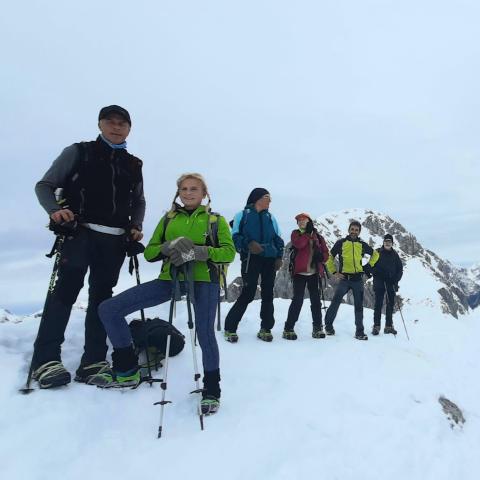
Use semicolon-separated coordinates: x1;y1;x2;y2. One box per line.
384;234;394;242
247;188;270;205
98;105;131;125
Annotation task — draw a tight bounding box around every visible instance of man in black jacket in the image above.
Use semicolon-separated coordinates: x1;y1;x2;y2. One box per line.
32;105;145;388
368;234;403;335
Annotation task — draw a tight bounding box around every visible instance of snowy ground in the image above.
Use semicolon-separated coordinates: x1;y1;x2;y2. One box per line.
1;299;479;480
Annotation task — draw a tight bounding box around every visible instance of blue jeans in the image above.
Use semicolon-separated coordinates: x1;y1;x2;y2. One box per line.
324;278;365;333
98;280;220;372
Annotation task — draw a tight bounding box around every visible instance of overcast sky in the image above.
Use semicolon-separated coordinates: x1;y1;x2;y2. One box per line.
1;0;479;313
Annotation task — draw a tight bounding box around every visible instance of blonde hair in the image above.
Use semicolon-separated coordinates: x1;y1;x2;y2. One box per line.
171;172;211;211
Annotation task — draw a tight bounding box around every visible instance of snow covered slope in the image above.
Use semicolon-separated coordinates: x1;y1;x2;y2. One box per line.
467;263;480;308
271;209;478;318
2;300;480;480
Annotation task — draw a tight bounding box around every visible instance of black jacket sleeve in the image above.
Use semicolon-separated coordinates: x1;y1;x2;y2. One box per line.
393;253;404;283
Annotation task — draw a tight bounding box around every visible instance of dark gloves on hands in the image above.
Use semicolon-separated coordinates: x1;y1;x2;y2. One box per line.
169;242;209;267
394;283;399;292
49;217;79;237
248;241;264;254
161;236;194;257
274;258;283;271
170;249;193;266
126;240;145;257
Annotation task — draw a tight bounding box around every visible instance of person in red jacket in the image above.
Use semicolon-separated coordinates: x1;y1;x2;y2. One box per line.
283;213;329;340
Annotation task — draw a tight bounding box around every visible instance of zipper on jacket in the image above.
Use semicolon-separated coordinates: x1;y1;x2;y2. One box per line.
79;188;86;216
352;240;357;273
260;211;264;244
110;150;117;216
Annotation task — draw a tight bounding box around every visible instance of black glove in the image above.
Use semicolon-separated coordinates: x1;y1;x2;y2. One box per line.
126;241;145;257
394;283;399;292
49;217;79;237
305;221;314;234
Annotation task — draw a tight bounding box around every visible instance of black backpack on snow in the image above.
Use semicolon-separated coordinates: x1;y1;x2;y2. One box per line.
129;317;185;358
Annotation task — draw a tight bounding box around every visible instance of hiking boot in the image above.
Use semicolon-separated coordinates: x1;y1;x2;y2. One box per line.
355;331;368;341
257;329;273;342
88;368;141;388
325;325;335;336
224;331;239;343
32;361;71;389
89;346;141;388
371;325;380;336
203;369;221;399
312;326;326;339
384;325;397;335
201;395;220;415
282;330;298;340
74;361;112;384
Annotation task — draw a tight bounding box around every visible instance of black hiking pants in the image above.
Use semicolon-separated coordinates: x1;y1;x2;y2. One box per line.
285;274;323;330
33;227;125;369
224;255;276;332
373;284;396;327
324;277;365;333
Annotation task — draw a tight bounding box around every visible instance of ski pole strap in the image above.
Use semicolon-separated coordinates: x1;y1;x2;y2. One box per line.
128;256;134;275
46;235;63;258
128;254;139;276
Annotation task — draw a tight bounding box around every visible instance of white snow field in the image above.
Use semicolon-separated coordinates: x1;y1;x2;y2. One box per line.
1;297;479;480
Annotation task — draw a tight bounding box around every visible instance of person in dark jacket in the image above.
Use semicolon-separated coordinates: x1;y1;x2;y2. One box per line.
31;105;145;389
367;234;403;335
224;188;285;342
283;213;329;340
324;221;379;340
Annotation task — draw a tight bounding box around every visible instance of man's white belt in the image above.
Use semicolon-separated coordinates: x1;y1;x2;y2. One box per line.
81;223;125;235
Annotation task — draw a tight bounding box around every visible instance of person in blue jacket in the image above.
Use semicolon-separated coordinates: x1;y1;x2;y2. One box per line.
224;188;284;342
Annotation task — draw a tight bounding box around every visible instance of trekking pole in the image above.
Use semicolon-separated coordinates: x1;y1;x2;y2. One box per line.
320;276;328;311
215;267;222;331
127;242;153;379
19;234;65;394
396;297;410;341
154;266;179;438
216;266;228;331
183;261;205;431
245;251;251;274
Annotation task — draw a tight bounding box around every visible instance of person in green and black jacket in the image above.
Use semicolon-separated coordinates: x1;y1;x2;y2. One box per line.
324;221;379;340
92;173;235;416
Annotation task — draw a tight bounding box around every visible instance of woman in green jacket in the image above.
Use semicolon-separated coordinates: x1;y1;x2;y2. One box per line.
93;173;235;415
